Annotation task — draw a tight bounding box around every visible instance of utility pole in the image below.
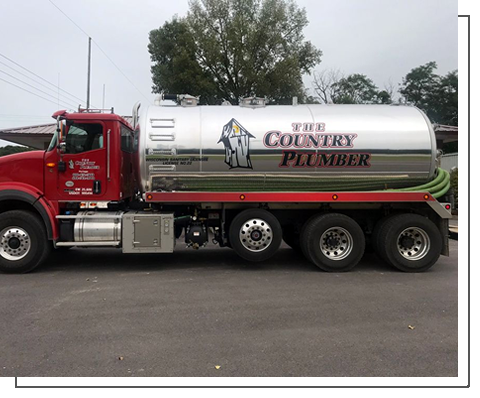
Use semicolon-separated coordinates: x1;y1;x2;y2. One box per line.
102;83;106;109
57;73;60;109
86;37;92;109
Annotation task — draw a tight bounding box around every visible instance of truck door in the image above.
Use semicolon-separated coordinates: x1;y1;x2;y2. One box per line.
45;121;108;200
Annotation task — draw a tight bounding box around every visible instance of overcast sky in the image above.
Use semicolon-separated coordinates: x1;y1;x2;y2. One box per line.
0;0;457;145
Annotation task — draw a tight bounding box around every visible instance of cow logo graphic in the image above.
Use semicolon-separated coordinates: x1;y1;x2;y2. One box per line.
68;160;75;170
217;118;255;169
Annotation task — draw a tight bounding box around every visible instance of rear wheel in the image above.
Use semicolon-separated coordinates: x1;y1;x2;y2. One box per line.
375;213;442;272
0;210;51;273
229;209;282;262
300;213;365;272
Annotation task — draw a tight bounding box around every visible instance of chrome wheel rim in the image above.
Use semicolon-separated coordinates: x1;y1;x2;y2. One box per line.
0;226;31;261
397;227;430;261
320;227;353;261
239;218;273;252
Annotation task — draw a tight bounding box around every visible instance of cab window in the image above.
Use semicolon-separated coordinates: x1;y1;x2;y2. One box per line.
121;125;134;153
65;123;103;154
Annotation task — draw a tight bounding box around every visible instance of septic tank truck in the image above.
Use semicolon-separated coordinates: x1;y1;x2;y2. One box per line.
0;95;452;273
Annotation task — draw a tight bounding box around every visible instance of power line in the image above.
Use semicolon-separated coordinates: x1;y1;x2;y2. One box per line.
0;76;74;109
0;69;80;109
0;69;79;109
0;115;55;118
0;114;52;117
48;0;90;37
48;0;152;104
90;41;151;104
0;53;86;105
0;119;53;123
0;59;84;106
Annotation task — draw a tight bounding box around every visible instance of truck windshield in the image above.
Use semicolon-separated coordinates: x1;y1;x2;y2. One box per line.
47;129;58;151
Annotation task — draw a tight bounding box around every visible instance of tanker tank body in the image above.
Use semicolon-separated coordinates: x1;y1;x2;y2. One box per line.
134;101;437;194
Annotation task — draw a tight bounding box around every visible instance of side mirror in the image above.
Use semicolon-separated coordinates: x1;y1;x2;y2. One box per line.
58;141;66;154
56;117;68;154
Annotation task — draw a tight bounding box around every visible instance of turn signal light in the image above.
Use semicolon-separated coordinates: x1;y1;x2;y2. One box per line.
424;194;430;200
46;162;56;168
147;194;153;200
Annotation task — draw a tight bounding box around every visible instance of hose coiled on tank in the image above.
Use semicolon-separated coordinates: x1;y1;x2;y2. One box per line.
388;167;451;199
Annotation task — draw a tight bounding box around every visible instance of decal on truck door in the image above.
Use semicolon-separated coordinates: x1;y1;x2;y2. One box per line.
218;118;255;169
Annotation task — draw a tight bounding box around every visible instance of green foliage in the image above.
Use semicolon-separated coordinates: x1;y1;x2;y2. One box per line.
313;70;392;104
400;62;458;125
148;0;322;104
0;146;34;157
450;168;458;208
148;17;221;104
331;74;392;104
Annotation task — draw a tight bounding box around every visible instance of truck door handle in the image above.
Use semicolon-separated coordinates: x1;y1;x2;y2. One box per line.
93;180;101;194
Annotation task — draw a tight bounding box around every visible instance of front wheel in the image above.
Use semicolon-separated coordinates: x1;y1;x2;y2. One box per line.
375;214;442;272
300;213;365;272
229;209;282;262
0;210;51;273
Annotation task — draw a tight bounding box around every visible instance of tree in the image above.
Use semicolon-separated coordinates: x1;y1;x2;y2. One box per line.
436;70;458;126
148;17;221;104
400;62;457;126
383;78;398;103
148;0;322;104
331;74;391;104
313;70;391;104
312;69;343;104
0;146;34;157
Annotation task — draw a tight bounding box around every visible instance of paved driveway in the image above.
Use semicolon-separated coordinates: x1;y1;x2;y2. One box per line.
0;240;458;377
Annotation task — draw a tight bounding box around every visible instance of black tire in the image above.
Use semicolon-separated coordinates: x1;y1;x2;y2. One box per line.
300;213;365;272
375;213;442;272
283;227;301;251
0;210;51;273
371;214;396;255
229;209;282;262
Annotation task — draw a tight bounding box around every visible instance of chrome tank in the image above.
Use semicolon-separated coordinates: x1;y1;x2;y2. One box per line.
134;104;437;193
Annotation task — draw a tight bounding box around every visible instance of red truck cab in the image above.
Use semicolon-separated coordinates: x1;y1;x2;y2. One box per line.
0;110;135;273
44;110;136;202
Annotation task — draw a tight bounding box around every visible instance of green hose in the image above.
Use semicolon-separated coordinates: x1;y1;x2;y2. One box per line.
155;166;451;199
388;167;451;199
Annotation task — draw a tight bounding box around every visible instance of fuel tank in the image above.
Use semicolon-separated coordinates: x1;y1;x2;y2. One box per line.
134;103;437;193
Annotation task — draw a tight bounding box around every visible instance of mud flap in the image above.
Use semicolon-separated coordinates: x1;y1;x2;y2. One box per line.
435;218;450;256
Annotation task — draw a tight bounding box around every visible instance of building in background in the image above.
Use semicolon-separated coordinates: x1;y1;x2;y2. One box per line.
0;123;55;149
0;117;133;150
433;124;458;152
433;124;458;171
